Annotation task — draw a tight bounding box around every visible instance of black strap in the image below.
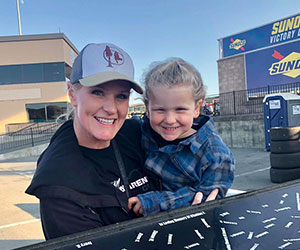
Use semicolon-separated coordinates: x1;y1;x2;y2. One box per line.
112;139;130;198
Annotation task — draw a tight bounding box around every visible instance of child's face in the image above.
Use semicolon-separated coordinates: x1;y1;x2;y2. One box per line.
147;84;201;141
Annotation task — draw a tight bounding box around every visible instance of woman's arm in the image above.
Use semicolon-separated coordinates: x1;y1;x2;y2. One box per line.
40;198;103;240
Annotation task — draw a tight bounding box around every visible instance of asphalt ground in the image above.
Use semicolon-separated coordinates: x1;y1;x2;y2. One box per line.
0;148;276;250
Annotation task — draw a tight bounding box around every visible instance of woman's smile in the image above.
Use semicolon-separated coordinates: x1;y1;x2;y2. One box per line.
94;116;116;126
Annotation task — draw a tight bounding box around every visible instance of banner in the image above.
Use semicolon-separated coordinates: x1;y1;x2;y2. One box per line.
221;13;300;58
19;180;300;250
245;40;300;89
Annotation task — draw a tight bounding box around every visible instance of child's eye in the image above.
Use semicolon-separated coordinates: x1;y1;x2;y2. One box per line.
117;94;129;100
153;109;164;112
91;90;104;96
176;107;187;111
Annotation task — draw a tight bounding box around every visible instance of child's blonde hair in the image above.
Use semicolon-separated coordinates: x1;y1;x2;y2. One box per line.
142;58;206;105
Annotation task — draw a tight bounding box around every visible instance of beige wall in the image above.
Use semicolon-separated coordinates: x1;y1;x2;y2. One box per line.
0;82;69;133
0;39;77;66
63;41;78;67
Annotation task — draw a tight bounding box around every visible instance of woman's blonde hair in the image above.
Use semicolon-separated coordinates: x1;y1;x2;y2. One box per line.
56;82;82;122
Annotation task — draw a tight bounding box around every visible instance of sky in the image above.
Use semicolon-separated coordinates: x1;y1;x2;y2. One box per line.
1;0;300;104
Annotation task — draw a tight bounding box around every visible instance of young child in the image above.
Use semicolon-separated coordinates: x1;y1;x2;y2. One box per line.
128;58;235;216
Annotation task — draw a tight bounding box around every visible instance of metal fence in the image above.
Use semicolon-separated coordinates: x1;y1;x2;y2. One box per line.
0;122;61;154
1;81;300;153
219;82;300;116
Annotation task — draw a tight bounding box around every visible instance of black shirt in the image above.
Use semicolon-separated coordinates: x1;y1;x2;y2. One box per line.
26;119;155;240
79;145;122;187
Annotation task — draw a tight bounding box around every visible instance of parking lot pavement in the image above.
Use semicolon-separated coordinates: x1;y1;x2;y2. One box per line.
0;158;44;250
230;147;274;191
0;148;275;249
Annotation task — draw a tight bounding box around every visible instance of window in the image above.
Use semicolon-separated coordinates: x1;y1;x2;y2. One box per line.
0;65;22;83
22;64;44;83
26;102;68;122
46;103;67;120
44;63;65;82
0;62;66;85
26;103;46;122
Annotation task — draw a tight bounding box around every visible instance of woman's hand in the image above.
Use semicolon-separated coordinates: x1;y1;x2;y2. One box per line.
192;188;219;205
128;197;143;216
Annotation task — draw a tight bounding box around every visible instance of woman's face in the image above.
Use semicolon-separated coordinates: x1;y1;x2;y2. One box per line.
68;80;131;149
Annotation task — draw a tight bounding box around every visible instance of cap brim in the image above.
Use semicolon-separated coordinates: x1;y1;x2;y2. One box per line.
79;72;143;94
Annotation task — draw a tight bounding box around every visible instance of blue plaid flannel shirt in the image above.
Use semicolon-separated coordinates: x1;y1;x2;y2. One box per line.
137;115;235;216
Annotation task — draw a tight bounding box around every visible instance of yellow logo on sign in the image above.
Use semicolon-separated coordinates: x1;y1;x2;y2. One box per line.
229;39;246;51
269;52;300;78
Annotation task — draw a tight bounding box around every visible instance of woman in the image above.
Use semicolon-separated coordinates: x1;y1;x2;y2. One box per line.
26;43;155;239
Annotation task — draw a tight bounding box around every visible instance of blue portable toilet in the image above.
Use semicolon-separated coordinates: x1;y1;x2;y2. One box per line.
263;93;300;151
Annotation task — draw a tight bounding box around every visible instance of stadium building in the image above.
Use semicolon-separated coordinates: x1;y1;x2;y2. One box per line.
0;33;78;133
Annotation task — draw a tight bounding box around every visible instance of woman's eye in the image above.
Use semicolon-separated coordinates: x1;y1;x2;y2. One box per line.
91;90;104;96
117;94;129;100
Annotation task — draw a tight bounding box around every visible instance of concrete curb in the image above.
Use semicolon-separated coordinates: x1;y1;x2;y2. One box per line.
0;143;48;161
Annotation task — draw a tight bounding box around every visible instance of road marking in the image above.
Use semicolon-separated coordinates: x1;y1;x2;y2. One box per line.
13;170;33;179
227;189;246;196
0;218;40;229
0;166;34;179
228;188;245;194
235;167;270;177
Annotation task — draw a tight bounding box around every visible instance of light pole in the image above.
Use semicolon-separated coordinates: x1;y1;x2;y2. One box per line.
16;0;22;35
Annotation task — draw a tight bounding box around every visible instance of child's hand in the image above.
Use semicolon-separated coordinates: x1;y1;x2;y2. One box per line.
192;188;219;205
192;192;203;205
205;188;219;202
128;197;143;216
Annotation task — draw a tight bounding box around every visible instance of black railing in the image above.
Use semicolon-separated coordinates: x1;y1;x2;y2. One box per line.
1;81;300;154
218;82;300;116
0;122;61;154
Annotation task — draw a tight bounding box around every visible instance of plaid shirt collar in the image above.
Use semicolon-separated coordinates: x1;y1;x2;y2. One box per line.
141;115;215;155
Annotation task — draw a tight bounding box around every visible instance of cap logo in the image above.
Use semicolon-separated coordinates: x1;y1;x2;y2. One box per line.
103;45;124;68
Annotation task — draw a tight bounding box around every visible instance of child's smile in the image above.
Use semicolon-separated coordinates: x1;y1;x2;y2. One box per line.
147;84;201;141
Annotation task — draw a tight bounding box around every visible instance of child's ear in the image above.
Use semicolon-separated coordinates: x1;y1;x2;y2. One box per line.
67;81;78;106
194;99;203;118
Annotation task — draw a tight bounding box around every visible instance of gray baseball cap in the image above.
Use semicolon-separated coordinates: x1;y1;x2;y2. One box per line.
70;43;143;94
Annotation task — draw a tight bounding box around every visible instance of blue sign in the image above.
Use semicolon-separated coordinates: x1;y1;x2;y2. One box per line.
245;40;300;89
221;13;300;58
